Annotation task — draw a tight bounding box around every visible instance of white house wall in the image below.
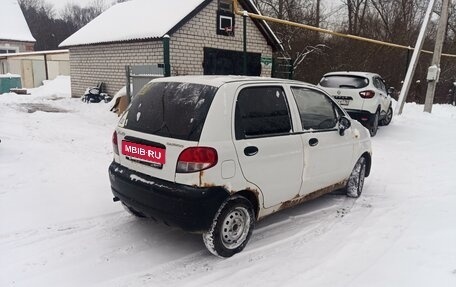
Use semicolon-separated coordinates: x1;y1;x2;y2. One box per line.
170;0;272;76
69;41;164;97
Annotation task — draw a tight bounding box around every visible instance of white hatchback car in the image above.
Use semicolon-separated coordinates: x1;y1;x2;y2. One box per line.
317;71;393;136
109;76;372;257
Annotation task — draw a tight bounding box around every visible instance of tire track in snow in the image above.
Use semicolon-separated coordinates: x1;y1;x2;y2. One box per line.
113;195;361;287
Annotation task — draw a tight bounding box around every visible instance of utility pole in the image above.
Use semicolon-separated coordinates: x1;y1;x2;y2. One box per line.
396;0;435;115
424;0;451;113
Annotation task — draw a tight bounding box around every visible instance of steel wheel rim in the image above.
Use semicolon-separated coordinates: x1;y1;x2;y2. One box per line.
220;207;251;249
385;108;393;123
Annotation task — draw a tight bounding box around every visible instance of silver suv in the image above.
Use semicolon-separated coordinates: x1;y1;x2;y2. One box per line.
318;71;393;136
109;76;372;257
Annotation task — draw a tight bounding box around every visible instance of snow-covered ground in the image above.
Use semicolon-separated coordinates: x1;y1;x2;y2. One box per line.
1;77;455;286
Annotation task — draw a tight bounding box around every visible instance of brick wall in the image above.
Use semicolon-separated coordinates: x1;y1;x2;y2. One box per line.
170;0;273;77
68;0;274;97
69;41;163;97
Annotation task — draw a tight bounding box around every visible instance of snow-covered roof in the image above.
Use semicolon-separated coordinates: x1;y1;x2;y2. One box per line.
59;0;282;50
0;0;35;42
59;0;206;47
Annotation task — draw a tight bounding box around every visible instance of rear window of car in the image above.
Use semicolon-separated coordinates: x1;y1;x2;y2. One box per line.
319;75;369;89
124;82;217;141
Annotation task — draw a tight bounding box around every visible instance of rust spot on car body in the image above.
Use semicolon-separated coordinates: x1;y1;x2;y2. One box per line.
245;187;260;197
279;180;347;211
199;170;204;187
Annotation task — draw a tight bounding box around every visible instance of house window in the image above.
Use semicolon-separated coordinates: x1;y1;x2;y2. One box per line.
218;0;233;12
216;0;235;36
0;48;17;54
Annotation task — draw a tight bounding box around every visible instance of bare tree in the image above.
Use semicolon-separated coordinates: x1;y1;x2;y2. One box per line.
369;0;425;43
61;0;108;30
342;0;369;35
254;0;327;75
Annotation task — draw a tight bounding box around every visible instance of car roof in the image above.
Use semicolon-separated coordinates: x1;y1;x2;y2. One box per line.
322;71;381;78
151;75;314;88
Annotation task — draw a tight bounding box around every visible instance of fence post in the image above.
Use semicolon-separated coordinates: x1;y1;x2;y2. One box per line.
163;35;171;77
43;54;49;80
288;58;293;80
125;65;131;103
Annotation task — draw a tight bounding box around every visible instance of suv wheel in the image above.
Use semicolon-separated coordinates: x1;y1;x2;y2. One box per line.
203;195;255;258
368;111;379;137
346;157;367;198
380;106;393;126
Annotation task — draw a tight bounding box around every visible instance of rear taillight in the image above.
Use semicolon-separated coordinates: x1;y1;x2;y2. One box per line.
359;90;375;99
176;147;218;173
112;131;119;155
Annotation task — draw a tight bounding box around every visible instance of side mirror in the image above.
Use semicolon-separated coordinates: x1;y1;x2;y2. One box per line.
387;87;395;96
339;116;351;136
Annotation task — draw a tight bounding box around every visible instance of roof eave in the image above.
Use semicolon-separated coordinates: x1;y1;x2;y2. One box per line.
59;37;163;48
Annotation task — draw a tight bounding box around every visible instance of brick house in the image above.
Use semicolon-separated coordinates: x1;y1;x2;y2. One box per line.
59;0;282;98
0;0;35;54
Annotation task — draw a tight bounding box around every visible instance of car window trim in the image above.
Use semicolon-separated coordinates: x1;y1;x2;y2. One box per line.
239;131;300;140
291;128;338;135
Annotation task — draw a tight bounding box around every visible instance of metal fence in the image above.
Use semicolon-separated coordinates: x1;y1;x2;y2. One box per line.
125;64;164;101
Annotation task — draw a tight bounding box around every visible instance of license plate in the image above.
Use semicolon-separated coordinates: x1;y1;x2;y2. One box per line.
337;99;350;106
122;141;166;164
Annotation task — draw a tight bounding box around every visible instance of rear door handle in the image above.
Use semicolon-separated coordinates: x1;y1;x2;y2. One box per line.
244;146;258;156
309;138;319;147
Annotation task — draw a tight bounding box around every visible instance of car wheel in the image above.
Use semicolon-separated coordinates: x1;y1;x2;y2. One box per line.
346;157;367;198
368;111;379;137
380;106;393;126
122;203;146;218
203;195;255;258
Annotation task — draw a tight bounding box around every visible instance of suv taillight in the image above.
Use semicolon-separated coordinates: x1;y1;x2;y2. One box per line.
176;147;218;173
112;131;119;155
359;90;375;99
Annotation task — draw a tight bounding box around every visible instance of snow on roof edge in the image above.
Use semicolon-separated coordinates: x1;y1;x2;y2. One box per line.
59;36;162;48
59;0;207;48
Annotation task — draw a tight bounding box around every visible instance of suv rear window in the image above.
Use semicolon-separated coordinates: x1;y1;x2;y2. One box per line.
124;82;217;141
319;75;369;89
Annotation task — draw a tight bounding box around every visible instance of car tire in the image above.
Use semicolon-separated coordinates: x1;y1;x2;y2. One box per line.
346;157;367;198
380;106;393;126
203;195;255;258
122;203;146;218
368;111;379;137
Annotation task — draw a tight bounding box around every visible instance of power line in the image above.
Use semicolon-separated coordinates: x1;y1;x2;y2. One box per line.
233;0;456;58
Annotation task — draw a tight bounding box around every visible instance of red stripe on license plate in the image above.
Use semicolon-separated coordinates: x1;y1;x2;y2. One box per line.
122;141;165;164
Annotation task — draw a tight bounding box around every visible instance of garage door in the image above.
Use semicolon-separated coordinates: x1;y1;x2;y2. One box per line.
203;47;261;76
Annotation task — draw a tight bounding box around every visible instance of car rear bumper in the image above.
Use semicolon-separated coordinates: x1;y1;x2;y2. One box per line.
346;109;375;124
108;161;230;233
